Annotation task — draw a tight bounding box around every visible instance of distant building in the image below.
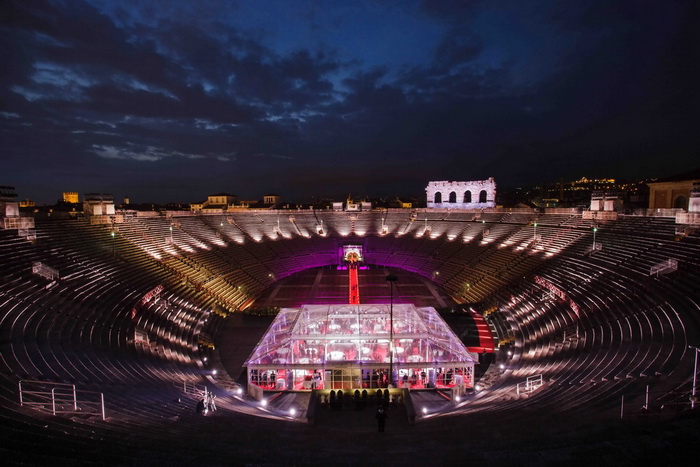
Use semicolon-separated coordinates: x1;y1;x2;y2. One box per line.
207;193;237;207
191;193;238;212
83;193;115;215
63;192;79;203
394;198;412;209
0;186;34;230
330;195;372;212
647;169;700;210
426;179;496;209
690;182;700;213
263;194;281;205
590;191;623;212
508;177;646;209
19;198;35;208
1;186;20;218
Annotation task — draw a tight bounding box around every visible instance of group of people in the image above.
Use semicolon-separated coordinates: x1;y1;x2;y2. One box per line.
195;390;217;415
401;370;427;387
250;369;278;389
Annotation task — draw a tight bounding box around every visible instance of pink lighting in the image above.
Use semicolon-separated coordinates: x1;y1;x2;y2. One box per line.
245;304;476;391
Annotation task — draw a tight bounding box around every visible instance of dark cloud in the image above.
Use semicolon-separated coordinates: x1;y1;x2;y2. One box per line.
1;0;698;203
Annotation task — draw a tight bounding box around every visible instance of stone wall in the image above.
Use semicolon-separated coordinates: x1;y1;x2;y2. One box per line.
426;178;496;209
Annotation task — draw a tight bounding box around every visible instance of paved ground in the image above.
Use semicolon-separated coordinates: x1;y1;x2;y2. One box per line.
200;313;700;466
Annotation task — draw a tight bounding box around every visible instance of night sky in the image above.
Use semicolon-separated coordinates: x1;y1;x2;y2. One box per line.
2;0;698;204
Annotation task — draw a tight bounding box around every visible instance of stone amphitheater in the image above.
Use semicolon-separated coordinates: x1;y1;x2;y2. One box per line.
1;209;699;465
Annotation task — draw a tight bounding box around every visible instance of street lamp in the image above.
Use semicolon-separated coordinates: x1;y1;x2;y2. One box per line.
533;222;538;243
691;345;699;409
111;231;115;256
386;274;398;387
592;226;598;250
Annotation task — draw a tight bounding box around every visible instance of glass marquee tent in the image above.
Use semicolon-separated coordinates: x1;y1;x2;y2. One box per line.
245;303;475;391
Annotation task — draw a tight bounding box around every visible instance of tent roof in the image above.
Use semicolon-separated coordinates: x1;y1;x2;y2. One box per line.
245;303;475;367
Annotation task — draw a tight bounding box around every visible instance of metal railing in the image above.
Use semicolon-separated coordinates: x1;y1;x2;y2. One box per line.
649;258;678;277
174;379;207;397
620;386;692;420
19;380;105;420
516;374;543;395
584;242;603;256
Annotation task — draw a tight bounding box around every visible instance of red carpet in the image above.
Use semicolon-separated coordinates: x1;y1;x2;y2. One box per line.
348;263;360;304
467;309;495;353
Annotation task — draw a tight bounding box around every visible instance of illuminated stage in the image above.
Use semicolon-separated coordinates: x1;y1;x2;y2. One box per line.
244;303;475;391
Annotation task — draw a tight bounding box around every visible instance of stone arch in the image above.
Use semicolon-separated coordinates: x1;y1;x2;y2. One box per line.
674;195;687;209
426;179;496;209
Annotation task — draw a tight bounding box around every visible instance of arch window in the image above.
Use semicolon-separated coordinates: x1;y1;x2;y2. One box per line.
479;190;487;203
434;192;442;203
449;191;457;203
463;191;472;203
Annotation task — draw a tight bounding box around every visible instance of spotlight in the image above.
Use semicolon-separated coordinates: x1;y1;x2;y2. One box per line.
455;395;461;402
261;399;268;407
289;408;297;416
507;351;512;357
236;387;243;396
475;384;482;391
212;369;218;375
499;364;505;370
422;407;428;414
203;357;208;362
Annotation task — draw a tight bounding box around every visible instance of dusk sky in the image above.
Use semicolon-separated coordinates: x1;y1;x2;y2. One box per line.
2;0;698;204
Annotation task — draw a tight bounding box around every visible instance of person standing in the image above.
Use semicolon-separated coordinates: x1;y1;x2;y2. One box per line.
376;406;388;432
